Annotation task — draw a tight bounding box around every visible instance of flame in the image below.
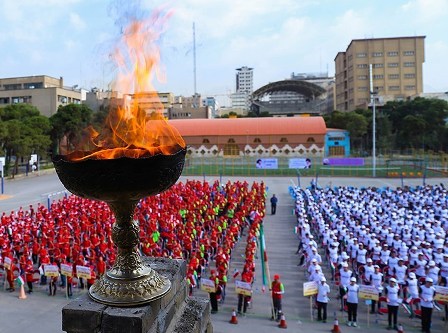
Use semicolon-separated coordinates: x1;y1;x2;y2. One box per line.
66;9;185;161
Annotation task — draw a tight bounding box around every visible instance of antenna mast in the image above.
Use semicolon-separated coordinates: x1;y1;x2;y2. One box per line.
193;22;197;95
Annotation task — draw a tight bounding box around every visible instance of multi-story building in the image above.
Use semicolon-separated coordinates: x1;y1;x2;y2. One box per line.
203;97;219;118
231;66;253;109
0;75;82;116
335;36;425;111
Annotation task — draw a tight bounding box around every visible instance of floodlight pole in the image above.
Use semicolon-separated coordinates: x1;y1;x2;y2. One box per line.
369;64;376;178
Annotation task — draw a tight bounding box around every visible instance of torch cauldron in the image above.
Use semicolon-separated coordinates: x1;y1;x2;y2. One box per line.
53;148;186;306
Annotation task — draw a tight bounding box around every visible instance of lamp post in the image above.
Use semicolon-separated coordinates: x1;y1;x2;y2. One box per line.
369;64;377;178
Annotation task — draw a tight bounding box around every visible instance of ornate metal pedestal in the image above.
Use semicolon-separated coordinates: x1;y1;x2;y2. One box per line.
53;149;186;306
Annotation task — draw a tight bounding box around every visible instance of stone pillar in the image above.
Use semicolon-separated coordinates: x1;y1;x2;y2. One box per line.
62;258;212;333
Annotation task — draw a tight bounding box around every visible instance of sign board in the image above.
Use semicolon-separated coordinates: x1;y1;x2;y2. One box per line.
44;265;59;277
3;257;11;270
255;158;278;169
359;285;379;301
0;157;5;174
60;263;73;277
303;281;318;296
29;154;38;165
289;158;312;169
235;280;252;296
76;265;91;279
200;278;216;293
434;286;448;303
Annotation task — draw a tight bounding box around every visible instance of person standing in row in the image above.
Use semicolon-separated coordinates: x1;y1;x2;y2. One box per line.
316;276;330;323
419;277;436;333
385;277;400;330
271;274;285;321
345;277;359;327
270;194;278;215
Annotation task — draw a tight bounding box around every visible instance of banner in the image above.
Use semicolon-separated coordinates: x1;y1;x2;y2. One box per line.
325;158;365;166
60;263;73;277
76;265;91;279
255;158;278;169
235;280;252;296
3;257;11;270
303;281;318;296
289;158;312;169
259;225;268;288
44;265;59;277
358;285;379;301
200;278;216;293
435;286;448;302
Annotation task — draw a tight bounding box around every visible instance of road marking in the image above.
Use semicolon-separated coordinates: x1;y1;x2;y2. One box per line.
0;195;12;200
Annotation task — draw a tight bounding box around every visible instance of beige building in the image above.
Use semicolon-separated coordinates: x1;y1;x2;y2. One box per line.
0;75;82;116
335;36;425;111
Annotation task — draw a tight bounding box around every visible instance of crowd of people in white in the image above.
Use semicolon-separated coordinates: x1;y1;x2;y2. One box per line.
294;184;448;333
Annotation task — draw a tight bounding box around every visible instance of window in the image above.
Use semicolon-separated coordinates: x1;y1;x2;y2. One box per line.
405;85;416;90
372;63;384;68
404;62;415;67
280;137;288;143
227;138;236;143
253;138;261;143
403;51;415;56
358;98;369;103
357;64;368;68
202;138;210;144
389;86;400;91
307;137;315;143
4;84;21;90
358;75;368;80
389;74;400;79
373;74;384;79
358;86;368;91
404;73;416;79
387;51;399;56
388;63;399;67
357;53;367;58
372;52;383;57
24;82;43;89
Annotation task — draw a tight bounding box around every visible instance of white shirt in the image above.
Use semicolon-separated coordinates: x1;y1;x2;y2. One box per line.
419;285;435;308
394;265;407;284
346;283;359;303
340;269;353;288
406;278;419;298
386;284;400;306
317;282;331;303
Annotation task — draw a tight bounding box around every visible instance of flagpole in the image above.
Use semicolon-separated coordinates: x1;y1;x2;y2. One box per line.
260;224;275;319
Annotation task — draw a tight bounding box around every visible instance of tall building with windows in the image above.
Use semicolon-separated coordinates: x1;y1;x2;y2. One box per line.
231;66;253;109
334;36;425;111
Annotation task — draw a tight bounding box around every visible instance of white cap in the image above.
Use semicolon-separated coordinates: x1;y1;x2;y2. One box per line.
321;277;327;282
425;277;433;283
311;258;317;263
409;272;416;279
350;277;357;282
367;258;373;263
390;278;397;283
342;262;349;268
429;260;435;266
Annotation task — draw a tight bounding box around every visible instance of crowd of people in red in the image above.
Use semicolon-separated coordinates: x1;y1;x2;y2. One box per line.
0;180;266;299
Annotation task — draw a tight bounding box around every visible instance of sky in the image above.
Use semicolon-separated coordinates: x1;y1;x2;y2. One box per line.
1;0;447;106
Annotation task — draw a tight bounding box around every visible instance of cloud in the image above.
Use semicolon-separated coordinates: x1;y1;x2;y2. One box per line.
401;0;448;23
70;12;87;31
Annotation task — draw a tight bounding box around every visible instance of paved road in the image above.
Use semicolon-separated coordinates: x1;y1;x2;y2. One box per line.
1;173;447;332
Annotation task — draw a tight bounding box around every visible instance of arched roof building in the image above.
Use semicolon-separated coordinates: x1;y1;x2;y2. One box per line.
169;117;326;157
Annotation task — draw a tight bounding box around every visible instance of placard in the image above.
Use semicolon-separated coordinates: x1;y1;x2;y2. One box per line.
44;265;59;277
76;265;91;279
303;281;318;296
60;263;73;277
358;285;379;301
3;257;11;270
235;280;252;296
200;278;216;293
289;158;312;169
255;158;278;169
434;286;448;302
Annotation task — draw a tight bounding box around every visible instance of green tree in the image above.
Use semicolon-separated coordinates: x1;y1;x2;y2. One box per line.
0;104;51;175
50;104;93;155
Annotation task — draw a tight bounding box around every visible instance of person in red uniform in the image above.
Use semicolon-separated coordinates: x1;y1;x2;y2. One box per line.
25;259;35;293
271;274;285;321
96;256;106;277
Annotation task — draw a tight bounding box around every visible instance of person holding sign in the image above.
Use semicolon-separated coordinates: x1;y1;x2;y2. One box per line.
271;274;285;321
345;277;359;327
385;277;400;330
209;270;219;314
316;276;330;323
419;277;436;333
237;274;252;316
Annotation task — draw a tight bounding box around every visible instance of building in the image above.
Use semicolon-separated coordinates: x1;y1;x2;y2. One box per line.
0;75;82;116
203;97;219;118
325;129;350;157
335;36;425;111
84;89;124;112
231;66;253;109
169;117;326;157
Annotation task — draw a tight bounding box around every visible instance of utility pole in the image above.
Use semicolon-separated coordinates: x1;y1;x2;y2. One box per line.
369;64;376;178
193;22;197;95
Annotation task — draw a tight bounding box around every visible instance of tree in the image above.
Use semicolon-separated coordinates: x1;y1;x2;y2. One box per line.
0;104;51;175
50;104;93;155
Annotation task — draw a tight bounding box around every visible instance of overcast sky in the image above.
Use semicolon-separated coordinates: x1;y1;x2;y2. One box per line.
1;0;447;106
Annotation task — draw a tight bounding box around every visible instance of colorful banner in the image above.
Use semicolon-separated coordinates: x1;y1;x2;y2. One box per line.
3;257;11;270
235;280;252;296
435;286;448;303
255;158;278;169
60;263;73;277
358;285;379;301
200;278;216;293
303;281;318;296
289;158;312;169
325;158;365;166
44;265;59;277
76;265;91;279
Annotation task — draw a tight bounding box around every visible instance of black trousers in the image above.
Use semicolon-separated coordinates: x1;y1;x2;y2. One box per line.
317;301;328;321
237;294;250;313
209;292;218;312
271;204;277;215
273;298;282;319
387;305;398;327
347;302;358;322
421;306;432;333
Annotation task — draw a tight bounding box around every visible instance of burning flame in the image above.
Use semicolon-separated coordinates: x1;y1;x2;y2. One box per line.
66;9;185;161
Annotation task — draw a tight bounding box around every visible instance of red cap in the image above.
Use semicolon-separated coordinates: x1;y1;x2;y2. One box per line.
274;274;280;280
